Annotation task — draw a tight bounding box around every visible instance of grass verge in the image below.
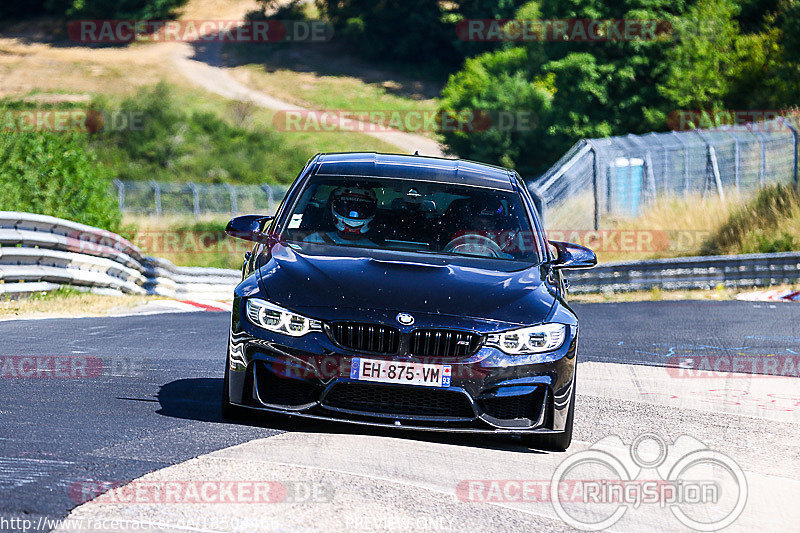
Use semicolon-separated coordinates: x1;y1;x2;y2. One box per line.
0;286;157;319
569;284;798;303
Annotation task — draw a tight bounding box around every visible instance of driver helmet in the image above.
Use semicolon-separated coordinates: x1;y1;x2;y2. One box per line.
330;186;378;235
471;196;508;232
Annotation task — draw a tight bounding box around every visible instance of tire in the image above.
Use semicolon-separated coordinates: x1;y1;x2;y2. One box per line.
221;355;249;420
222;355;291;427
522;371;576;452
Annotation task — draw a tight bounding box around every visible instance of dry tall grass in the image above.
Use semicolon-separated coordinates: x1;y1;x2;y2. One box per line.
701;184;800;255
123;215;246;269
586;185;800;262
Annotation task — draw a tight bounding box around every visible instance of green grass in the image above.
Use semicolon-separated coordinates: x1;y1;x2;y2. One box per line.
232;65;440;135
1;82;400;187
87;82;400;185
222;23;444;136
10;286;81;302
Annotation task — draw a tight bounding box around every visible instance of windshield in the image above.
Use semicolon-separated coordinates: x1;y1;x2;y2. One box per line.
281;175;541;262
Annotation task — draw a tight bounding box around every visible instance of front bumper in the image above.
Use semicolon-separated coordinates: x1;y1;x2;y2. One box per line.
227;315;578;434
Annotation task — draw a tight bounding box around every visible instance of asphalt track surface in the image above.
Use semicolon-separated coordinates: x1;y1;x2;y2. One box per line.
0;301;798;532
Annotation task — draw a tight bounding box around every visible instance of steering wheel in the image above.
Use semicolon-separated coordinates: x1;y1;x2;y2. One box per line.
443;234;504;258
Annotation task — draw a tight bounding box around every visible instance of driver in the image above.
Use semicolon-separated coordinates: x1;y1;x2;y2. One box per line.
471;196;508;233
304;186;379;245
441;196;516;258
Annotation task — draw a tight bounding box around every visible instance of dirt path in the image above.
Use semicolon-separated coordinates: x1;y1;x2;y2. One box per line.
0;0;446;156
170;40;446;157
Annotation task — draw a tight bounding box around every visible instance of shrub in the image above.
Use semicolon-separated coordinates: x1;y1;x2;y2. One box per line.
0;130;121;231
91;82;309;184
701;183;800;254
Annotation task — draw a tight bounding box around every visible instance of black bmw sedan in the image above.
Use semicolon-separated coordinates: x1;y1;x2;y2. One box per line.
223;152;596;451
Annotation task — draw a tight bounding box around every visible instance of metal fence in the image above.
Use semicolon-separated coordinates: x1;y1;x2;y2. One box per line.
530;116;800;230
113;180;290;217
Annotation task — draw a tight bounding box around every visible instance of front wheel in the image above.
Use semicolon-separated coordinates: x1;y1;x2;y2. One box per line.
522;373;576;452
221;356;249;420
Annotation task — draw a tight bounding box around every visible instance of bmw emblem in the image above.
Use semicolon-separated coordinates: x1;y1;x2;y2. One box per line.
396;313;415;326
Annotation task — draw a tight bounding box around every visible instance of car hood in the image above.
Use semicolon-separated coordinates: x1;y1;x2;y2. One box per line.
257;243;556;326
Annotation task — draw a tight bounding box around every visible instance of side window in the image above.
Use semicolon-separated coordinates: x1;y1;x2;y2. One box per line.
289;184;336;232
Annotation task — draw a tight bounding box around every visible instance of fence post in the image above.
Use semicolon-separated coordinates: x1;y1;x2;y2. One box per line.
150;180;162;217
727;131;740;191
695;130;709;195
696;129;725;203
587;140;600;230
112;179;125;212
262;184;275;212
647;132;669;192
628;134;657;208
780;116;799;189
707;145;725;204
643;152;657;201
188;182;200;220
747;124;767;187
671;131;690;195
225;184;238;215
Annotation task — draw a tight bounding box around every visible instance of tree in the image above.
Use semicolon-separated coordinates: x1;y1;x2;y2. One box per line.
439;47;555;175
658;0;742;110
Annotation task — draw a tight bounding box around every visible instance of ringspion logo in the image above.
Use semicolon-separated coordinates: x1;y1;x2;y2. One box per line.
458;434;747;531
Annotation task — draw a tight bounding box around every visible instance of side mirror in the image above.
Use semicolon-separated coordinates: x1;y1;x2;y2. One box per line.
225;215;274;243
549;240;597;270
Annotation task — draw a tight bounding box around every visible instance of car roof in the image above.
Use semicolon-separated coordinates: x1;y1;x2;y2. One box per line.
312;152;516;191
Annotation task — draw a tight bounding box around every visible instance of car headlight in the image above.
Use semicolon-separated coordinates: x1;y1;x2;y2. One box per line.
486;323;567;355
245;298;322;337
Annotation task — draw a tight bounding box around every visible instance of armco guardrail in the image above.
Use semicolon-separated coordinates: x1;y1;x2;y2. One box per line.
568;252;800;294
3;212;797;297
0;212;241;298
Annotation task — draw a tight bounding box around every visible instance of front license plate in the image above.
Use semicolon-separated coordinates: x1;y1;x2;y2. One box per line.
350;358;451;388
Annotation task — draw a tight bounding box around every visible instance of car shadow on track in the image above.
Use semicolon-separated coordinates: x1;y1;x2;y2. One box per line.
157;378;550;454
